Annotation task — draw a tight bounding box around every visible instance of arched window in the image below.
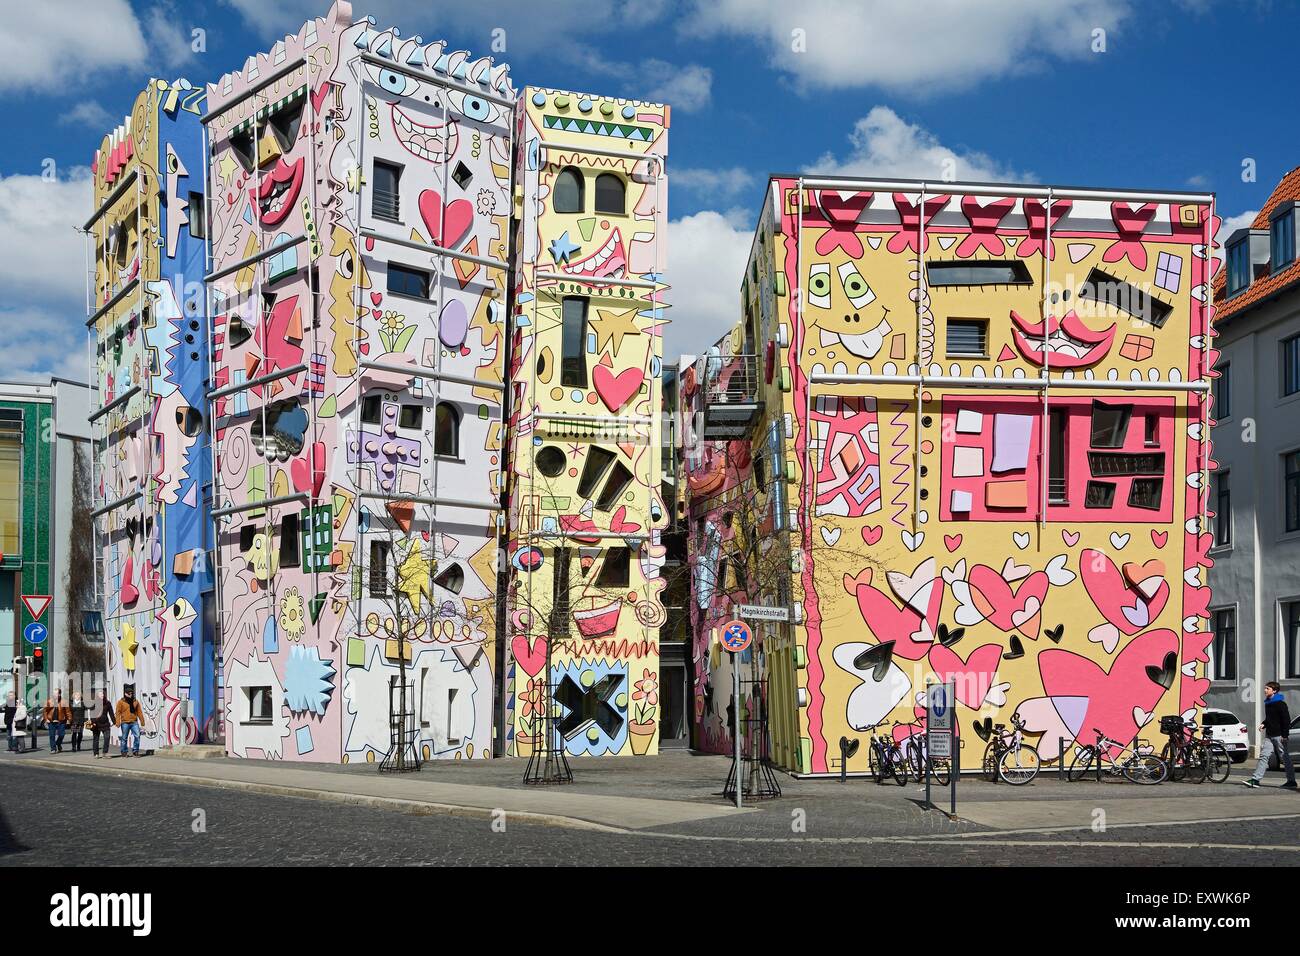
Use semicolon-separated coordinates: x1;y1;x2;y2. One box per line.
594;173;625;215
554;166;584;213
434;402;460;458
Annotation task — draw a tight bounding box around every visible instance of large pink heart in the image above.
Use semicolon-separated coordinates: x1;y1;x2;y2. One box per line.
290;441;326;498
928;642;1002;709
511;635;547;678
1080;548;1168;634
418;190;474;249
592;365;644;412
966;565;1049;638
845;572;941;661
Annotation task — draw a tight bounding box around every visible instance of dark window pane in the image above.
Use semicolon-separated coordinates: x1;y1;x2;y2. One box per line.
1048;409;1068;503
369;540;389;597
561;296;588;387
388;263;430;299
1078;267;1173;328
1090;401;1132;448
596;461;634;511
399;404;422;430
1215;471;1231;546
594;173;625;215
594;547;630;587
577;446;616;498
372;161;401;221
434;403;459;458
1213;362;1230;418
554;167;583;214
361;395;382;425
925;261;1032;286
946;318;987;356
1212;608;1236;681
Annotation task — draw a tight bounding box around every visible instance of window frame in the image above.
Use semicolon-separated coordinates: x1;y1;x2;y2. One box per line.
244;686;273;725
560;296;589;388
1210;605;1238;682
1282;335;1300;398
387;262;431;301
1281;599;1300;680
553;166;584;214
1213;360;1230;420
1286;451;1300;534
433;402;461;460
372;159;403;223
593;172;626;216
1226;237;1251;296
1271;206;1295;272
944;317;989;358
1213;468;1232;548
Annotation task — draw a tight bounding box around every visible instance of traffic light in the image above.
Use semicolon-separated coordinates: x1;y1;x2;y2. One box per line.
32;647;43;672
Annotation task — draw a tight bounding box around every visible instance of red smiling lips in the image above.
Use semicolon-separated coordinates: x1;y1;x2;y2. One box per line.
1010;309;1116;369
251;157;304;227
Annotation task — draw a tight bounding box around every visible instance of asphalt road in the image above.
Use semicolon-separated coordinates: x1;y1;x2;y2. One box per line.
2;764;1298;866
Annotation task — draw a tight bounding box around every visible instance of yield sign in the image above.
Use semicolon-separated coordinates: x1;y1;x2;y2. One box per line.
22;595;52;620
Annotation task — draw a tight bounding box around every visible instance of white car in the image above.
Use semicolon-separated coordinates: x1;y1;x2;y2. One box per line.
1202;708;1251;763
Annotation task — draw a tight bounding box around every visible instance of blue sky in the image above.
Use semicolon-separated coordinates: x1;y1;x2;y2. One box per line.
0;0;1292;380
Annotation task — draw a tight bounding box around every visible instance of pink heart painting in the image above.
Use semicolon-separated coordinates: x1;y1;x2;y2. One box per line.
511;635;548;677
862;525;883;546
927;642;1003;709
290;442;327;498
592;365;644;412
418;190;474;250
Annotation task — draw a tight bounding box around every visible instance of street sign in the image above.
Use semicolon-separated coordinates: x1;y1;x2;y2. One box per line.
720;620;752;653
23;622;46;645
929;732;952;758
22;595;52;620
738;604;789;622
927;682;953;732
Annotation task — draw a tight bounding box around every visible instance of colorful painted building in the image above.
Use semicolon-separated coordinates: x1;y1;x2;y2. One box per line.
682;176;1219;775
203;2;516;763
86;78;216;749
503;87;669;759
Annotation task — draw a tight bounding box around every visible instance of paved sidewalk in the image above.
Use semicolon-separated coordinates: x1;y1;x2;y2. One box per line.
6;747;1297;841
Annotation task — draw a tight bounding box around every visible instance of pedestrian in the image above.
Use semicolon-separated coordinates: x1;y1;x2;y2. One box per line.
91;691;113;759
69;691;87;753
1244;681;1296;789
115;684;144;757
42;691;70;753
3;691;16;753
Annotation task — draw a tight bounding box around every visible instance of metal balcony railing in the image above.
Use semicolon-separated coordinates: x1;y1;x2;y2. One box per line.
699;353;763;439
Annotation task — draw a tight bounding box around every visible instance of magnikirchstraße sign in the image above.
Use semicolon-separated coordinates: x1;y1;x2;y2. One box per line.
738;604;789;622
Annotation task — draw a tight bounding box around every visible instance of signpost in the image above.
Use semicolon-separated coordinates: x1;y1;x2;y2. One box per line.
23;621;46;645
721;620;752;809
737;604;789;623
22;595;52;621
926;680;957;816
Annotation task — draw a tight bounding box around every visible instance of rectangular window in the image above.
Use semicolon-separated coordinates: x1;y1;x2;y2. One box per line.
945;318;988;357
1127;478;1163;511
388;263;430;300
369;540;390;597
1272;210;1295;271
552;547;572;637
1211;608;1237;681
594;547;631;588
361;395;383;425
1214;470;1231;547
1283;336;1300;397
1087;451;1165;476
1227;239;1250;295
245;686;273;724
926;261;1032;287
372;160;402;222
398;404;422;430
188;192;206;239
278;513;300;567
1084;480;1116;509
1284;601;1300;680
1213;361;1230;418
1047;408;1068;503
1286;452;1300;533
0;408;21;556
1143;414;1159;446
561;296;589;387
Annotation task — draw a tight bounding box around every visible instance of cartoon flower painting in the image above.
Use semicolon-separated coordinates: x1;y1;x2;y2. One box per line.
628;667;658;755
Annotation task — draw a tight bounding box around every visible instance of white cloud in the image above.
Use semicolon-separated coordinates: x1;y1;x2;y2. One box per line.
809;106;1032;183
59;101;115;129
0;168;93;381
685;0;1131;94
1215;209;1259;245
578;52;713;111
666;210;754;362
0;0;147;92
144;2;200;71
674;166;758;200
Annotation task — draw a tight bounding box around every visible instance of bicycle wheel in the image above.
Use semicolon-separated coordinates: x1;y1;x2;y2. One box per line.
1161;741;1187;782
1066;745;1097;782
981;742;999;781
868;741;884;784
1123;754;1168;785
998;744;1041;785
930;757;952;787
1184;743;1210;784
907;741;924;779
889;751;909;786
1204;742;1231;783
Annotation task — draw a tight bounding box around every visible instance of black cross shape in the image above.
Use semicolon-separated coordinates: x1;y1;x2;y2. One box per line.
553;672;626;741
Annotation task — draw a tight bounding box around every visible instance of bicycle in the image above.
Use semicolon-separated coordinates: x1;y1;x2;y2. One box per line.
865;723;910;786
1197;723;1232;784
1068;728;1168;784
981;713;1041;785
901;725;952;786
1160;715;1209;783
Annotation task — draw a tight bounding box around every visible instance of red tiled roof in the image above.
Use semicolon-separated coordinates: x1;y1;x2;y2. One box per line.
1213;165;1300;322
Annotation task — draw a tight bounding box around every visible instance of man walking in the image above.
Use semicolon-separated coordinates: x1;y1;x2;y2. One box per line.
1244;681;1295;788
42;691;70;753
115;684;144;758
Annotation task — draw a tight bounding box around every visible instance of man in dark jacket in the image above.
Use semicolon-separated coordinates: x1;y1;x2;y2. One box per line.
1244;681;1295;788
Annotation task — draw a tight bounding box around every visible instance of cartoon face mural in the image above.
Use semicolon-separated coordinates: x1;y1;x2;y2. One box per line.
505;87;668;759
683;179;1218;775
91;77;214;750
205;2;513;763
